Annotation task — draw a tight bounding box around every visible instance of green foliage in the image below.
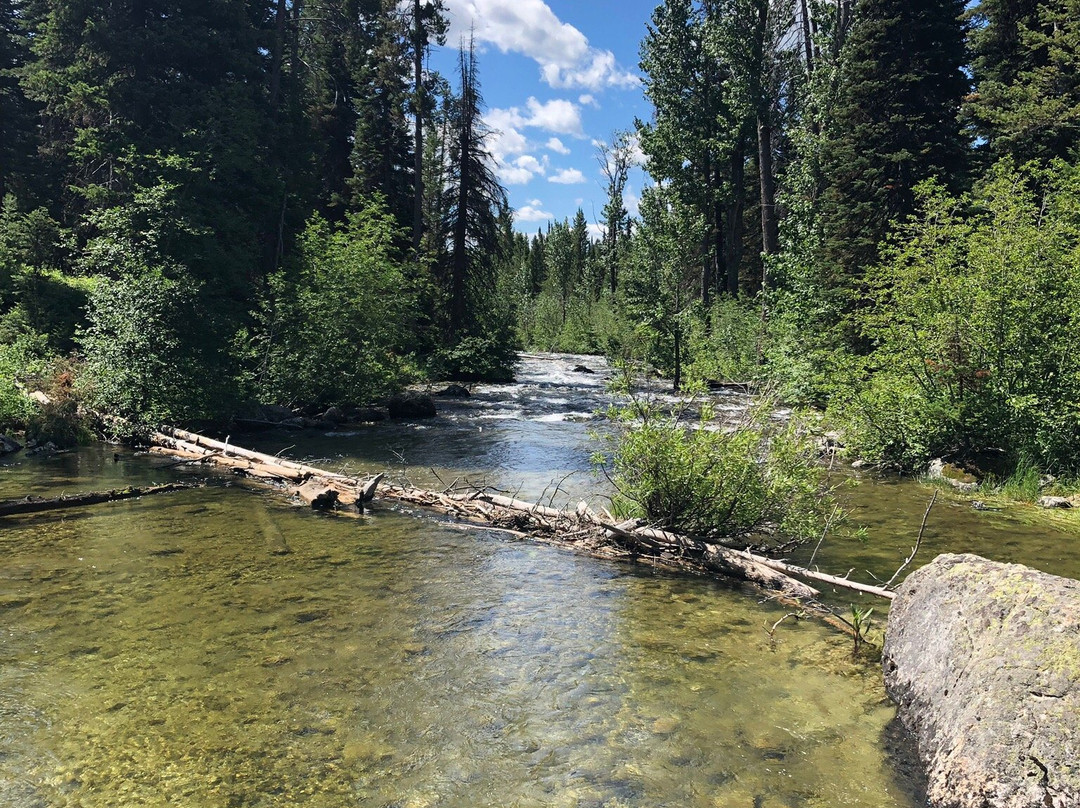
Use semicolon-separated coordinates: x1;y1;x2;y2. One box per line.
596;391;835;550
80;270;224;425
249;203;415;408
0;198;83;348
430;331;518;383
832;161;1080;472
849;604;875;656
988;455;1045;501
685;297;764;384
0;330;47;430
619;186;702;387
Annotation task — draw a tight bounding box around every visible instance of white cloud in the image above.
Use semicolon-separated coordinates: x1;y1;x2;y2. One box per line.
586;222;605;240
543;50;638;91
444;0;639;91
624;184;641;218
499;154;547;185
486;120;530;162
546;137;570;155
549;168;586;185
516;203;554;222
489;97;584;138
525;98;583;136
578;93;598;107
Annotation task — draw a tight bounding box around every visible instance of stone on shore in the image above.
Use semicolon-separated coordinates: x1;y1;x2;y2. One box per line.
883;553;1079;808
0;434;22;455
387;392;436;419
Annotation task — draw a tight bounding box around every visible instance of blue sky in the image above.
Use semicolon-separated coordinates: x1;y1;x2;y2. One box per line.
429;0;659;237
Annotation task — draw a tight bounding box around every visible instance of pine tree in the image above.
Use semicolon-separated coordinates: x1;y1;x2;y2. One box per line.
408;0;447;253
639;0;738;304
967;0;1080;164
442;40;507;338
597;131;633;297
0;0;40;202
816;0;969;319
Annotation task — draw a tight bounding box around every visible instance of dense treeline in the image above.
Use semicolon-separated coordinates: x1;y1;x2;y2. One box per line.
0;0;514;428
511;0;1080;480
3;0;1080;481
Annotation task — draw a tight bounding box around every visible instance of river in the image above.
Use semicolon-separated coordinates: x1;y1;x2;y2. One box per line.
2;352;1078;807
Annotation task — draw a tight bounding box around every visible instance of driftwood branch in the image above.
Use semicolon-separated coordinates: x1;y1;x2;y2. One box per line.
0;483;199;517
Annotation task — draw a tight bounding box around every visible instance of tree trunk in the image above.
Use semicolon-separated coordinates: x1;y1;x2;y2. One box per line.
757;114;779;263
0;484;197;517
724;136;746;295
800;0;814;73
673;321;682;392
412;0;424;254
268;0;287;117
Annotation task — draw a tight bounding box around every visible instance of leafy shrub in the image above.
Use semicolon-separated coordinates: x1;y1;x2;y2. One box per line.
595;392;835;550
431;331;518;383
833;161;1080;473
685;297;765;384
0;331;47;431
80;270;223;424
248;203;416;408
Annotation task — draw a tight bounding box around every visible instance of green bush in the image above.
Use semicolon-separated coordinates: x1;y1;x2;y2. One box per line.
248;202;416;408
595;393;835;550
431;331;518;383
833;161;1080;473
0;331;47;431
80;270;226;425
685;297;765;385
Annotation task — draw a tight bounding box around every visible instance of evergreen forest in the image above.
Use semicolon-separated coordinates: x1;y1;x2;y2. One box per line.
3;0;1080;482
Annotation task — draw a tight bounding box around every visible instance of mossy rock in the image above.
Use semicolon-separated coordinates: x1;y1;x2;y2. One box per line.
884;553;1080;807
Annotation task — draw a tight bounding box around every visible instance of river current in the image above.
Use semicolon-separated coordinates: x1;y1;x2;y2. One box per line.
3;352;1078;807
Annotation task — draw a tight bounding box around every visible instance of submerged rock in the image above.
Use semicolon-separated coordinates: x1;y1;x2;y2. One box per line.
434;383;471;398
0;434;22;455
883;553;1080;808
1037;495;1072;509
387;392;436;419
572;364;595;374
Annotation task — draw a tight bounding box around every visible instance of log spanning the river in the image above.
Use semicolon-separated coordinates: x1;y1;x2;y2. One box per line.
149;426;897;602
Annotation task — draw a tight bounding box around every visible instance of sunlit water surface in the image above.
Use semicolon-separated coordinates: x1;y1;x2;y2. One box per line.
3;353;1076;807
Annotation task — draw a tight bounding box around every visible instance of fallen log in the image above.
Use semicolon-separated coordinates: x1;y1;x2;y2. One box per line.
147;427;890;603
0;483;198;517
151;430;381;515
749;556;896;600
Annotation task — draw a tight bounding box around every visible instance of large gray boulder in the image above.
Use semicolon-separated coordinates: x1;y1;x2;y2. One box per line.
0;434;22;455
883;553;1080;808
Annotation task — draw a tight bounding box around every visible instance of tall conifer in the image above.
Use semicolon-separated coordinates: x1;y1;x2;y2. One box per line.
816;0;969;323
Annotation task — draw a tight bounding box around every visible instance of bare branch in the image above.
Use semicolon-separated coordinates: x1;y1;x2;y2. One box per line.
883;489;937;590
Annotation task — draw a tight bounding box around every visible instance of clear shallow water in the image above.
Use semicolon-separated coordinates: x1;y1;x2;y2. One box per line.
2;352;1074;807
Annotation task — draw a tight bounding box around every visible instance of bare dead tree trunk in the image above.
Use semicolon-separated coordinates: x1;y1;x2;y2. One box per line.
412;0;424;254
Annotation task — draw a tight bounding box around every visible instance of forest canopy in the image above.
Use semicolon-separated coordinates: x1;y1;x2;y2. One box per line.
2;0;1078;478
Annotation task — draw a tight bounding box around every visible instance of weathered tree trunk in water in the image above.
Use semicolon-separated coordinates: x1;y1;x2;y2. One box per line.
148;428;892;604
0;483;198;517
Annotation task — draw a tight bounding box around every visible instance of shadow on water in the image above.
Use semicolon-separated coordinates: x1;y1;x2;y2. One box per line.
1;352;1071;806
